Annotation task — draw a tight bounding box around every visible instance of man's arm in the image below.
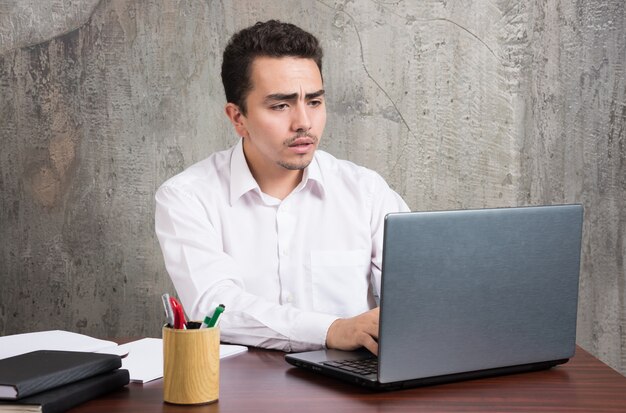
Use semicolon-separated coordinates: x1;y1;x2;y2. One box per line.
324;172;410;356
155;184;338;352
326;307;380;355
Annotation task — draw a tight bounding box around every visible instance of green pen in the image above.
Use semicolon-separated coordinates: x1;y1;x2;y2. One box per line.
202;304;225;328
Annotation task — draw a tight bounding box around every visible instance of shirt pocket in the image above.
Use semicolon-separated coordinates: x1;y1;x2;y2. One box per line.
310;249;371;317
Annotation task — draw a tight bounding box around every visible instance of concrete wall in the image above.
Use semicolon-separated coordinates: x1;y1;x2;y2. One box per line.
0;1;624;374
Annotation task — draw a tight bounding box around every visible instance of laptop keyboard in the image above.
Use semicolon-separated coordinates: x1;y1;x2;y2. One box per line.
323;357;378;376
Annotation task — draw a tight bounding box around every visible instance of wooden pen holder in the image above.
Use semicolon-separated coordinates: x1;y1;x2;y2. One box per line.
162;325;220;404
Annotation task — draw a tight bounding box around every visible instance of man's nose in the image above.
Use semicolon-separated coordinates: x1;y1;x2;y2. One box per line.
292;103;312;132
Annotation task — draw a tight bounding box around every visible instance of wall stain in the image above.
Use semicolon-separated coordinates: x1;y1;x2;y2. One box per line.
23;32;82;208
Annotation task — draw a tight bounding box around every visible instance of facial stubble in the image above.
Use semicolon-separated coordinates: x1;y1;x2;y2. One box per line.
278;132;319;170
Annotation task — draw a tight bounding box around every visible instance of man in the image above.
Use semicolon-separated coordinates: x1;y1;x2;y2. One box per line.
155;20;409;354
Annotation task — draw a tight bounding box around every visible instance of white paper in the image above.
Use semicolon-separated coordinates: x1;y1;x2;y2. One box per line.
117;338;247;383
0;330;119;360
0;331;248;384
117;338;163;383
219;344;248;359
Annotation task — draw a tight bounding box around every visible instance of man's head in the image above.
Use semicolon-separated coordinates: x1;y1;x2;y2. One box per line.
221;20;323;115
222;21;327;187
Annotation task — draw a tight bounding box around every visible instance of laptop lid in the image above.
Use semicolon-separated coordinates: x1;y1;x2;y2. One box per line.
377;204;583;383
286;205;583;389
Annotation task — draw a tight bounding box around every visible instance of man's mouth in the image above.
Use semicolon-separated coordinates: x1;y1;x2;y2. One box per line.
286;133;316;144
285;135;317;154
288;137;315;147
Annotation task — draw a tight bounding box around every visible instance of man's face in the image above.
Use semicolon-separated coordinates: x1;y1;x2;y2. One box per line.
227;56;326;177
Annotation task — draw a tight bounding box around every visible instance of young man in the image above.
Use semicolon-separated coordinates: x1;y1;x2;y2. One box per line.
155;20;409;354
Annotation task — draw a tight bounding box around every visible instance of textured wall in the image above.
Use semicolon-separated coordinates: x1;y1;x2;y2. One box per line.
0;1;624;374
518;1;626;372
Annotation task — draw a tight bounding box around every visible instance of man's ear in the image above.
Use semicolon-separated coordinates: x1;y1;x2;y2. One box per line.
225;103;248;138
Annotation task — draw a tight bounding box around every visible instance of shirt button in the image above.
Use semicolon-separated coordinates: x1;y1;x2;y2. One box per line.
281;248;289;256
285;294;293;303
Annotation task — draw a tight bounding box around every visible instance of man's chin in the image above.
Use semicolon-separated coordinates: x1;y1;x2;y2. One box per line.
278;157;314;171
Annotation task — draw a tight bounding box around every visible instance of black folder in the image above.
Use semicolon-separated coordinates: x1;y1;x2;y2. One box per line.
0;350;122;400
0;369;129;413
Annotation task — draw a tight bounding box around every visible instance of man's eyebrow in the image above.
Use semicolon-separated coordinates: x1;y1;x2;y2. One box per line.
264;89;325;103
305;89;325;99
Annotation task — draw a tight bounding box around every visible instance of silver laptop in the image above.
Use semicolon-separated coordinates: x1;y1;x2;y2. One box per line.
285;205;583;390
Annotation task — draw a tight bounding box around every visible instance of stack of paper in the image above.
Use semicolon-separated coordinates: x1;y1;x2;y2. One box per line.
0;331;119;360
0;330;247;383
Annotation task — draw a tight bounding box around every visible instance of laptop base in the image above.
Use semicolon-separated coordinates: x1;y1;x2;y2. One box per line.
285;349;569;391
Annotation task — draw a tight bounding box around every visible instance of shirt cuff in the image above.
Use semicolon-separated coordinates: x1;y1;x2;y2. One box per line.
289;311;339;352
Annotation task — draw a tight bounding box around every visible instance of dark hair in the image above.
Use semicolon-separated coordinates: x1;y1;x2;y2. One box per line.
221;20;323;115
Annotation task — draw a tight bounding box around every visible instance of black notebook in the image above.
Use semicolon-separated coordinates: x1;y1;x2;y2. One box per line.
0;351;122;400
0;369;129;413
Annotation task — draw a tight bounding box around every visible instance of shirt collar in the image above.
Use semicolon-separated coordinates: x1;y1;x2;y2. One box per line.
301;152;326;199
229;138;327;205
229;139;259;205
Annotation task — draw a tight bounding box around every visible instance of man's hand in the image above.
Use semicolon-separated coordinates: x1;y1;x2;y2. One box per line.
325;307;379;355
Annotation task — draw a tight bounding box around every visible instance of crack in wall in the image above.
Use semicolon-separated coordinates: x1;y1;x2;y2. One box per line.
315;0;506;175
316;0;418;174
0;0;104;56
366;0;501;62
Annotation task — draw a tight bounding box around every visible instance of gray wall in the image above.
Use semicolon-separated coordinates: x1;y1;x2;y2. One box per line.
0;1;624;374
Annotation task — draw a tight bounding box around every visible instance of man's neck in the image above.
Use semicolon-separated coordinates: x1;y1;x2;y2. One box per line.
256;169;303;200
245;159;304;200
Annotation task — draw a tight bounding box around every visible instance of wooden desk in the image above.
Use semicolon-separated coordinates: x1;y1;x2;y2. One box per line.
71;346;626;412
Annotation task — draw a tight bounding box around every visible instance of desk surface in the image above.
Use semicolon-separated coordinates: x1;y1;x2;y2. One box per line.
72;345;626;412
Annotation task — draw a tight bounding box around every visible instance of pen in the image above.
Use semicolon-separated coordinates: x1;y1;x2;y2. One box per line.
169;296;187;329
200;302;220;328
202;304;225;328
161;293;175;328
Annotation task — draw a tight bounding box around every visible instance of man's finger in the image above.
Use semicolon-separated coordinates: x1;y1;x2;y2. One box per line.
362;335;379;356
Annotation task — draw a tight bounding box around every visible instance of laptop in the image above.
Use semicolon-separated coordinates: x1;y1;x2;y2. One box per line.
285;204;583;390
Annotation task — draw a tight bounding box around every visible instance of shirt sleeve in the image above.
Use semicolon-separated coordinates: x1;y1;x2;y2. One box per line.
155;185;338;352
368;174;411;299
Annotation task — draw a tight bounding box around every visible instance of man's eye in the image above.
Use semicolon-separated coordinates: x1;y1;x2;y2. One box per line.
309;100;322;107
271;104;288;111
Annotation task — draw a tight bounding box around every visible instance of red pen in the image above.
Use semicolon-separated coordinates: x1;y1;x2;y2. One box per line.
169;296;187;329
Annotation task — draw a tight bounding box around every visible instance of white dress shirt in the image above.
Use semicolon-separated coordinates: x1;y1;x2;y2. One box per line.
155;139;409;352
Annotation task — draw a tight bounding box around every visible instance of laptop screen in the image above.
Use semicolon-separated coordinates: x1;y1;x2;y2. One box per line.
378;205;582;383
